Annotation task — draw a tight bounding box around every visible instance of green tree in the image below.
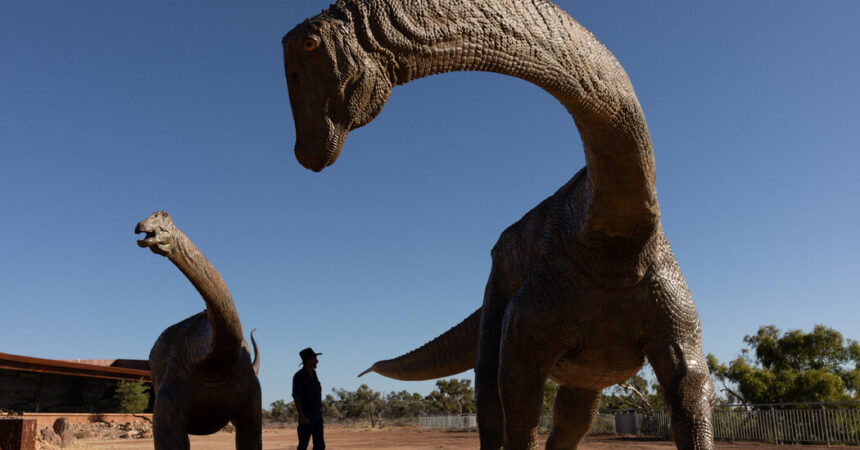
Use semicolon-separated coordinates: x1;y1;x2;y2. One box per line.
708;324;860;404
322;394;342;420
542;380;560;413
114;379;150;413
331;384;384;425
600;364;664;413
425;378;475;415
266;399;296;422
269;399;287;420
385;390;426;417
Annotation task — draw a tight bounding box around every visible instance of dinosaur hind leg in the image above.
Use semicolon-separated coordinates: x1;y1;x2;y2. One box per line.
545;386;601;450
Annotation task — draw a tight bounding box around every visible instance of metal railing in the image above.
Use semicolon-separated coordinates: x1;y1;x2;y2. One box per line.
712;402;860;445
418;414;477;429
419;414;612;433
418;402;860;445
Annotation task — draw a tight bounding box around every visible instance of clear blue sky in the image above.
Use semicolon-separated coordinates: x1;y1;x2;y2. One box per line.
2;1;858;408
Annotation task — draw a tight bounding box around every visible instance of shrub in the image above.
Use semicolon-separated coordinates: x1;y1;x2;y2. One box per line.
114;379;150;413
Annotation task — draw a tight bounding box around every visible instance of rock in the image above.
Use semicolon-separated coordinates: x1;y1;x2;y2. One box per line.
40;427;62;446
52;417;74;447
51;417;69;436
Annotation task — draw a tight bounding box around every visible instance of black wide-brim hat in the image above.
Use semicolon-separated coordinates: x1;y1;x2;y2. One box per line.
300;347;322;363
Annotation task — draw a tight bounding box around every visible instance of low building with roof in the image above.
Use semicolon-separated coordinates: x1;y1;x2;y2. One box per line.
0;352;152;413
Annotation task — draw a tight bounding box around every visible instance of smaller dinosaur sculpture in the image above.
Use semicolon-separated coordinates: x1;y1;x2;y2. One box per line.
135;211;262;450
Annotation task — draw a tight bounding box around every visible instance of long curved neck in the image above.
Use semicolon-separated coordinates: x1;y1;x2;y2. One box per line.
168;230;244;367
338;0;659;239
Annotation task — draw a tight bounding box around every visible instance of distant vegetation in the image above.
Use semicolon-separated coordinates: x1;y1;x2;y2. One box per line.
265;325;860;425
708;324;860;404
265;379;475;427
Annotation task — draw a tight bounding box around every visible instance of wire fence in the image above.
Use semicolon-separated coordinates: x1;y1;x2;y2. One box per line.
418;402;860;445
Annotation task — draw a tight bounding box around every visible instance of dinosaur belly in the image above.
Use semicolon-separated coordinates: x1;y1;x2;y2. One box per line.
184;385;239;435
186;409;230;435
550;343;644;391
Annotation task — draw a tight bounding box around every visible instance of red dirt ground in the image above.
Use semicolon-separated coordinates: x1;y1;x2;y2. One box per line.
82;426;828;449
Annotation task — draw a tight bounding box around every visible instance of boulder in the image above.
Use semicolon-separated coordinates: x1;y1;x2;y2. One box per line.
40;426;62;447
51;417;74;447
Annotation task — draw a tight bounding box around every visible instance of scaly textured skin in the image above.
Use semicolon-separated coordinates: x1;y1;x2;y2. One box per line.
136;211;262;450
284;1;714;448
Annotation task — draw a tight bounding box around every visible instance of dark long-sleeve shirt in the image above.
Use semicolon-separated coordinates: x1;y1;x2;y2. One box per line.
292;368;322;415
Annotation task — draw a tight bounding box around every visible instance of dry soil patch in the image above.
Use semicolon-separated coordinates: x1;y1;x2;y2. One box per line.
73;426;829;449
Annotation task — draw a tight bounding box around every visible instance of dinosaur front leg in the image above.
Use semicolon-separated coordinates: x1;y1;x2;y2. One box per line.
645;263;715;450
233;419;263;450
498;263;573;450
475;265;511;450
647;341;714;449
233;395;263;450
152;387;190;450
545;386;601;450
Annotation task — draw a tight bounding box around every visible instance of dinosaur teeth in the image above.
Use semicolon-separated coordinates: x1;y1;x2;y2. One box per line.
136;232;157;247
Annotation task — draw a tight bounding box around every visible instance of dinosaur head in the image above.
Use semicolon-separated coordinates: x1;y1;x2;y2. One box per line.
283;14;392;172
135;211;177;257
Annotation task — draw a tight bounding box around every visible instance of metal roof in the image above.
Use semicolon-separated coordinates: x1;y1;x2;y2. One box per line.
0;352;151;383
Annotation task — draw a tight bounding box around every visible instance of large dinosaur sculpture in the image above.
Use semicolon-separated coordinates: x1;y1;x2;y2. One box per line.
283;1;714;449
135;211;262;450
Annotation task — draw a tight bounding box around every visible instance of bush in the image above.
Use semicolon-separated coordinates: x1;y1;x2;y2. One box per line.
114;379;150;413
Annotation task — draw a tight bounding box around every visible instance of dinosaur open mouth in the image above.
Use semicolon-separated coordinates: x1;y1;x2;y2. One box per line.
136;233;155;248
134;224;157;248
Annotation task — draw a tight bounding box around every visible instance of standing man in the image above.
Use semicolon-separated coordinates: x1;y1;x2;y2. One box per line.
293;347;325;450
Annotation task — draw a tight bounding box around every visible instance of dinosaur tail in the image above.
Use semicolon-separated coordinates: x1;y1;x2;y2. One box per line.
250;328;260;375
358;307;481;380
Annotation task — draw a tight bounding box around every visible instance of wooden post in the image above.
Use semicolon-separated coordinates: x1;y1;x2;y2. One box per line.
0;418;37;450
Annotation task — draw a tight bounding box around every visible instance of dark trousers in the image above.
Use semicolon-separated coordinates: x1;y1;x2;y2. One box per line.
297;412;325;450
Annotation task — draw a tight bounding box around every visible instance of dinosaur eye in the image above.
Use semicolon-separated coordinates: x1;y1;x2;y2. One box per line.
302;36;320;52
